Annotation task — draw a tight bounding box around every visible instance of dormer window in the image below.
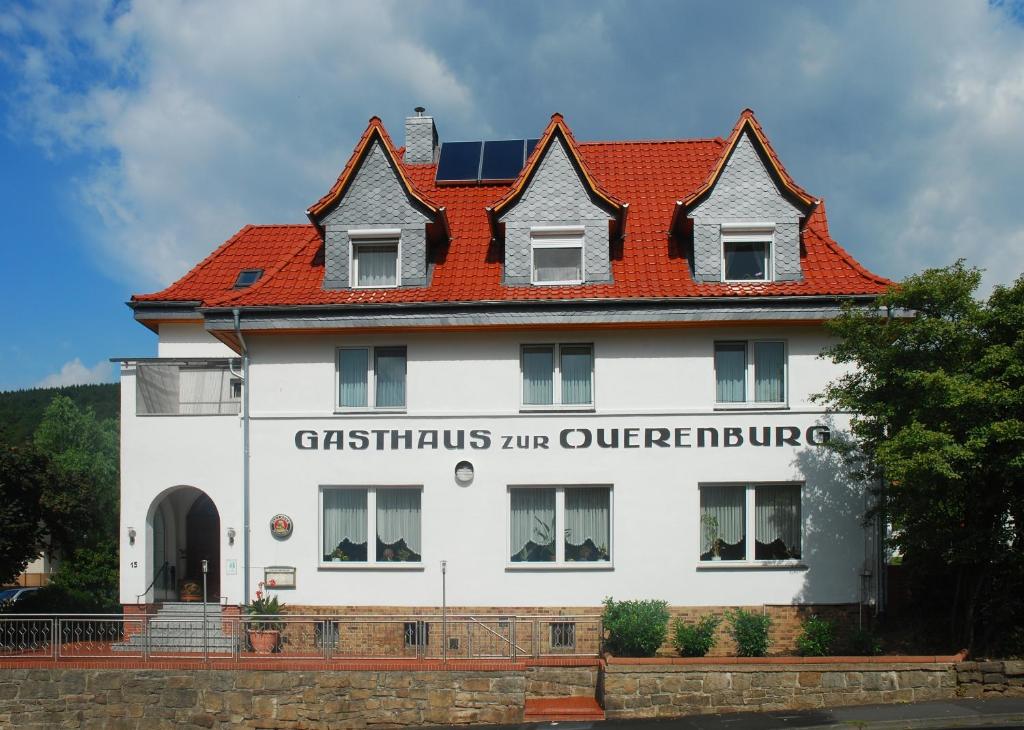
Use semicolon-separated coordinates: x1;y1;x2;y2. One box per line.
531;227;584;285
721;225;774;282
350;230;400;288
234;269;263;288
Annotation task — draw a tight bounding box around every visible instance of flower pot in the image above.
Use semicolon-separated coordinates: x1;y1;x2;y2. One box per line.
179;579;202;602
248;629;280;655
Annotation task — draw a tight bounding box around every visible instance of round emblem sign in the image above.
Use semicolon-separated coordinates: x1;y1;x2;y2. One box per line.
270;514;293;539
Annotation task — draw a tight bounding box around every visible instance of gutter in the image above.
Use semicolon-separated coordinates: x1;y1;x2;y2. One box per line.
233;309;251;607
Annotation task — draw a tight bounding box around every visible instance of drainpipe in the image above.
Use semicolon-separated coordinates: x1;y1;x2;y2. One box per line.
233;309;251;606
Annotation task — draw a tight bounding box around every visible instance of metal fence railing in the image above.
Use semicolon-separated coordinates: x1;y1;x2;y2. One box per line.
0;613;602;663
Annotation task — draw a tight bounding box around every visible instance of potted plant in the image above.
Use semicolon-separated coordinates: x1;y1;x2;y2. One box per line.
701;514;722;560
246;581;285;654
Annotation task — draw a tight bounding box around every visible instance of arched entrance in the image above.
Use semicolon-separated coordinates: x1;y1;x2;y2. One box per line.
148;487;221;603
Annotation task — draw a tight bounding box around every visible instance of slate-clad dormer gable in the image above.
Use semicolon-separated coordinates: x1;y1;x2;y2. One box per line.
688;129;808;283
497;135;617;286
319;138;432;289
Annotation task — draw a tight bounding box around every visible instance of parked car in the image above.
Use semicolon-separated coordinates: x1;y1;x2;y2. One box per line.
0;587;39;610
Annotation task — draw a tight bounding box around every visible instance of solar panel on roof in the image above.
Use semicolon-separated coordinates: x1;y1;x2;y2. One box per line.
526;138;540;158
435;141;482;182
480;140;526;181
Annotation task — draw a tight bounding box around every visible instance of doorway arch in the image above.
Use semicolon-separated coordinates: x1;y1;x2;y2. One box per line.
147;486;221;603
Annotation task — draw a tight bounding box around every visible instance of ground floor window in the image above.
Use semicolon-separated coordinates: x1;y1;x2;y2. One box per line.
509;485;611;565
700;483;801;562
322;487;422;564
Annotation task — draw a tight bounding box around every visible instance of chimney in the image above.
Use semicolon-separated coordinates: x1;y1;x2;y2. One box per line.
404;106;438;164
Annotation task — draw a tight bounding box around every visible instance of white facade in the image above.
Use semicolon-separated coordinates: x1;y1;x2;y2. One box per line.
120;322;876;609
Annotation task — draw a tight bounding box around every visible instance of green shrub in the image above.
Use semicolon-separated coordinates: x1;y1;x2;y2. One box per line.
672;614;720;657
849;627;883;656
601;597;669;657
725;608;772;657
795;615;835;657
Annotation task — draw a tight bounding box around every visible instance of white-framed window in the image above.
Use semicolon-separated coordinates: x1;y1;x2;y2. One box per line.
714;340;786;405
337;346;407;410
508;485;612;566
721;226;774;282
531;227;584;285
521;343;594;409
321;486;422;566
699;483;802;563
350;230;401;288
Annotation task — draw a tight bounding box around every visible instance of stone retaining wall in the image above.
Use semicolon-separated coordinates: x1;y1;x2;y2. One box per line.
0;668;525;729
603;661;956;720
957;661;1024;697
525;665;599;698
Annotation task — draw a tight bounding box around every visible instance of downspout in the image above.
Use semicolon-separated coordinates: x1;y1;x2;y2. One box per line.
233;309;251;606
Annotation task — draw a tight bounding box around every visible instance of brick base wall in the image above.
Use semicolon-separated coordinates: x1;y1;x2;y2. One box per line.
282;603;862;657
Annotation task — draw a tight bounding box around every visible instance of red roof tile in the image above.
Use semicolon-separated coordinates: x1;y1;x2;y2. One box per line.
133;111;890;309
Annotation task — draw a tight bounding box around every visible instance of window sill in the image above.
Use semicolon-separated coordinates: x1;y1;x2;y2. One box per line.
505;563;613;572
713;402;789;411
519;405;595;414
333;408;407;415
318;562;424;571
695;561;806;571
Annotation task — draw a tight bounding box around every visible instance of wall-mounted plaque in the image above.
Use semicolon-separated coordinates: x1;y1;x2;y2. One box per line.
264;566;296;590
270;514;293;539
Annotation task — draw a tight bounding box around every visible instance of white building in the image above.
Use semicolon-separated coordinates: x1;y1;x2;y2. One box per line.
119;109;889;632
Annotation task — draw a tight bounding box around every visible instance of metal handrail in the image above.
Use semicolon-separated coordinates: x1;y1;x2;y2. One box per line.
135;561;171;604
466;616;529;658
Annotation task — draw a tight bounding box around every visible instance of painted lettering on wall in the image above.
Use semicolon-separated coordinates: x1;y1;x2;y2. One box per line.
294;425;831;451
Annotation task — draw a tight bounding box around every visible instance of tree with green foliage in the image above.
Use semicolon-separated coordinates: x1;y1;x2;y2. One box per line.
0;442;48;584
817;261;1024;654
0;395;121;612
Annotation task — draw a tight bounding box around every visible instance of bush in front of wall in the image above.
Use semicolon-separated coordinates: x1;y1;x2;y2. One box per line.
795;615;835;657
672;614;721;657
724;608;773;657
849;627;884;656
601;597;670;657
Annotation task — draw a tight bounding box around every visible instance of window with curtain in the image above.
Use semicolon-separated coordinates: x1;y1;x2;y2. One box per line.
564;488;610;561
510;485;612;565
322;489;368;562
723;239;770;281
700;486;746;561
337;346;406;410
755;485;801;559
521;344;593;407
377;489;421;562
353;241;398;287
714;340;786;404
531;231;583;284
714;343;746;403
754;341;785;403
510;488;556;562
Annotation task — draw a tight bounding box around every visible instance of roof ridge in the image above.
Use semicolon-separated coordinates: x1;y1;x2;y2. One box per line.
579;137;724;147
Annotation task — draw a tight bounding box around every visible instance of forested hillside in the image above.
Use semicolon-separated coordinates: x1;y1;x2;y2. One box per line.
0;383;119;443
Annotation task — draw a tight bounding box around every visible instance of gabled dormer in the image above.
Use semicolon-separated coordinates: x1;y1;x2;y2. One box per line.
679;110;816;284
489;114;625;286
308;115;447;290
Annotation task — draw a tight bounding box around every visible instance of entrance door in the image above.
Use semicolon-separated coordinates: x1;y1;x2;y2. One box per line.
185;494;220;600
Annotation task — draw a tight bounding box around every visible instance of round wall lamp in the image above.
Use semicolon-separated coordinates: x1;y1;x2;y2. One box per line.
454;461;474;486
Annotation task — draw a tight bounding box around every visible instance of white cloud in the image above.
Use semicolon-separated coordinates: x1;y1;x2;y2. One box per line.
1;0;1023;295
36;358;114;388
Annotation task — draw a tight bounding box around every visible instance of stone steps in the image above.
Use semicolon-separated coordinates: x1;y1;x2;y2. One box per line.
113;603;240;654
523;696;605;722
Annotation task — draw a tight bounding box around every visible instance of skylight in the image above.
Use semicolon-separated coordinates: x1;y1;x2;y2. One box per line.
234;269;263;288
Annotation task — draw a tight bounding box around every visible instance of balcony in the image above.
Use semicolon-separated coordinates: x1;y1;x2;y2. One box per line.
132;359;242;416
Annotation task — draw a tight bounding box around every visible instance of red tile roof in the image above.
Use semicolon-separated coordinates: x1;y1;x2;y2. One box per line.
133;111;890;309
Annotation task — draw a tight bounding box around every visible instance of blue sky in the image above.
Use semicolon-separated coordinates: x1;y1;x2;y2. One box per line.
1;0;1023;390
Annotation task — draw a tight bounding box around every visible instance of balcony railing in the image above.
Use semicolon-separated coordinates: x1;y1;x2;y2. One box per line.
130;358;242;416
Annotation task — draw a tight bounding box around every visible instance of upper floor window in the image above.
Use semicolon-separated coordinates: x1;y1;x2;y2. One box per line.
338;346;406;410
521;343;593;408
351;231;400;288
531;228;583;285
714;340;786;405
721;226;773;282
